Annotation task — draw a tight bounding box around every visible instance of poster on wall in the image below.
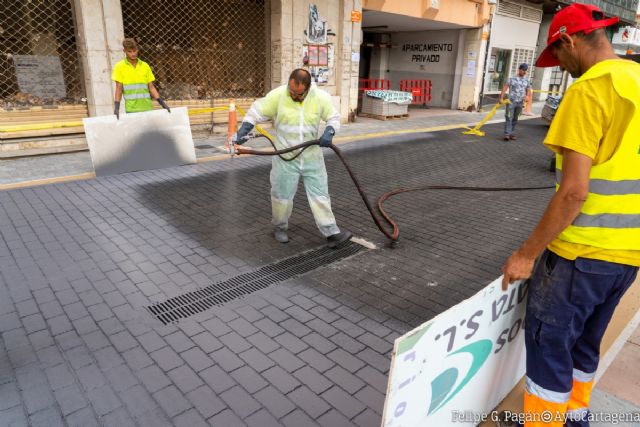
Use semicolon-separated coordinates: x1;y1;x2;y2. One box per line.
305;4;328;44
489;54;496;72
13;55;67;99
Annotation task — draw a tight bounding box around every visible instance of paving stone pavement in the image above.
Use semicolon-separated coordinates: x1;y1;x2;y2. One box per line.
0;120;555;426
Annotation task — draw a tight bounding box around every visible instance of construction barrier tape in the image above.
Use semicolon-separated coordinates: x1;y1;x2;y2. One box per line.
0;104;274;140
462;100;510;137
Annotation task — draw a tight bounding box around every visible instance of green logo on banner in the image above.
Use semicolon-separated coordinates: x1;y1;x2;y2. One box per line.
427;339;493;414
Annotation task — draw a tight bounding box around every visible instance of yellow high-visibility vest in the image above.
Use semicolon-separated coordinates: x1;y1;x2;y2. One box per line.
556;60;640;250
112;58;155;113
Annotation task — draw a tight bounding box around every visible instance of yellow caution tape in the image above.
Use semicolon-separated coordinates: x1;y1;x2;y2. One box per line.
0;103;274;140
532;89;562;94
0;121;84;133
462;100;510;137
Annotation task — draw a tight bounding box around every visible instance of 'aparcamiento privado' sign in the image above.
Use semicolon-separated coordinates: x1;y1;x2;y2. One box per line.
382;277;527;427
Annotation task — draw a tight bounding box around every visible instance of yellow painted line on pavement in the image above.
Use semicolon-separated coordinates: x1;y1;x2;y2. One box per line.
0;172;96;191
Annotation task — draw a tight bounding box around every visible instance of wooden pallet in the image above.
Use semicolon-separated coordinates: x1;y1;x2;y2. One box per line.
358;112;409;121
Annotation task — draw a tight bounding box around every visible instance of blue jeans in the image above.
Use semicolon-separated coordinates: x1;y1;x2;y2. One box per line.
504;102;523;136
525;250;638;426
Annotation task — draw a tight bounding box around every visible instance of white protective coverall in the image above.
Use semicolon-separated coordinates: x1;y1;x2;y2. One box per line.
243;83;342;237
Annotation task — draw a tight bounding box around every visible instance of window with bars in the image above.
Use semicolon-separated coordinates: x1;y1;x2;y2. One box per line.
509;47;535;79
120;0;268;101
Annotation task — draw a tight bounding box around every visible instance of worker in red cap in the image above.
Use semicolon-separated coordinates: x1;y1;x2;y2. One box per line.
500;3;640;426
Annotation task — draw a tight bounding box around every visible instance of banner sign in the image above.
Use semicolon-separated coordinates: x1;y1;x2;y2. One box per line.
382;278;528;427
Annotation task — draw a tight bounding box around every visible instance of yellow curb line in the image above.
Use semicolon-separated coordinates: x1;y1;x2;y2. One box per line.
0;172;96;191
1;115;538;191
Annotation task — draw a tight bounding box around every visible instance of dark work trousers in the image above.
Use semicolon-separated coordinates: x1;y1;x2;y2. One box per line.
523;250;638;427
504;102;523;136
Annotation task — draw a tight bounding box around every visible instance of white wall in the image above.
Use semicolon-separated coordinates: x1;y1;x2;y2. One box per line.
386;30;460;108
484;13;539;94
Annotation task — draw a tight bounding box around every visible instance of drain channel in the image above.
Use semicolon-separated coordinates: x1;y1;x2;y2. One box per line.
146;241;365;325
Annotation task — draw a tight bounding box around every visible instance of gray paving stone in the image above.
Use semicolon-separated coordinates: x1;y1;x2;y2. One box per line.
168;364;204;394
76;363;107;391
65;346;93;370
354;408;382;427
280;318;312;338
321;385;366;419
230;365;268;394
356;348;390;374
330;332;367;354
153;385;190;418
120;384;159;418
293;366;333;394
81;329;110;352
54;330;82;351
65;407;100;427
200;317;232;337
269;347;305;373
106;363;138;392
236;305;264;322
227;317;259;337
254;385;296;419
207;408;245;427
298;347;335;373
121;347;156;371
317;409;355;427
302;332;338;354
281;409;321;427
109;330;138;353
238;347;276;373
209;347;244;372
253;316;286;337
36;346;65;368
29;406;64;427
186;385;226;419
0;403;28;427
139;364;172;393
358;332;392;354
173;409;208;427
325;365;366;395
275;331;309;354
94;346;125;371
54;384;87;416
247;332;280;354
190;331;223;354
86;384;122;416
63;302;90;322
220;385;261;419
0;381;21;410
219;331;251;354
199;364;235;394
262;365;301;394
288;385;331;418
101;407;135;427
245;408;281;427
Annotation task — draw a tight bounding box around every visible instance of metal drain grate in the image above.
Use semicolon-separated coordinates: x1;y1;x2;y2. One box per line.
146;241;365;325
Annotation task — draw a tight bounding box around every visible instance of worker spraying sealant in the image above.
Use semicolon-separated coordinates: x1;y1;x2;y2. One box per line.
234;68;352;248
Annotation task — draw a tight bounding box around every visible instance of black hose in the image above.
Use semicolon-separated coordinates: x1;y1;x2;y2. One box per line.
236;136;554;245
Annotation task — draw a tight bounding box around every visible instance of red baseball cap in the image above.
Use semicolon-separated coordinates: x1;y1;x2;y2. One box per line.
535;3;619;67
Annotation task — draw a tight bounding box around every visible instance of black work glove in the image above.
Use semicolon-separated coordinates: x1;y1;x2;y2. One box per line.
319;126;335;147
114;101;120;120
235;122;254;145
157;98;171;113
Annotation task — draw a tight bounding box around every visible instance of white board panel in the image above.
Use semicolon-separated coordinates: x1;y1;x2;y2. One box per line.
83;107;196;176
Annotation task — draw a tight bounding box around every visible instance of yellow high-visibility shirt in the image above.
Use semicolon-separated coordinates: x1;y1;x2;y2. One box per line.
112;58;155;113
545;59;640;266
